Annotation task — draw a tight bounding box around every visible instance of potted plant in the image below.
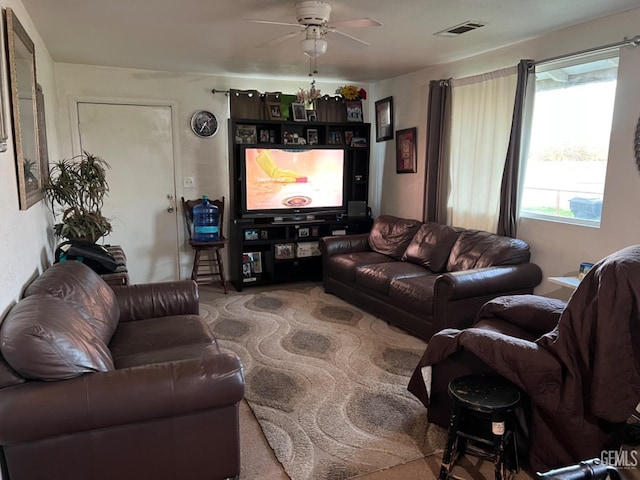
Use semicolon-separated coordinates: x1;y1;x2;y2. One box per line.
44;151;113;243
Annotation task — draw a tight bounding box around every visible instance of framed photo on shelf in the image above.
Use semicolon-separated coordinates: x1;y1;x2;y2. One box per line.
307;110;317;122
344;131;354;146
247;251;262;274
396;127;417;174
267;102;283;121
306;128;318;145
375;96;394;142
291;103;307;122
235;124;257;144
329;130;343;145
244;229;259;241
275;243;295;260
242;252;262;282
259;129;271;144
351;137;367;148
345;100;363;122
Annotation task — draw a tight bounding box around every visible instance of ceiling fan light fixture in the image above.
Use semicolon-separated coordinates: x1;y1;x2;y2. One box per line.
301;38;328;57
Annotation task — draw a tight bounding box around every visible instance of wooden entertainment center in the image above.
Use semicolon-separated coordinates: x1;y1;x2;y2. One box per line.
228;118;373;291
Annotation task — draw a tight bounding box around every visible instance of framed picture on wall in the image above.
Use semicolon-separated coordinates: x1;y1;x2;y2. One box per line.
375;96;394;142
396;127;417;173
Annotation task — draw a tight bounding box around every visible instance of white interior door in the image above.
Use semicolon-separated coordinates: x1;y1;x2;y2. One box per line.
77;102;179;283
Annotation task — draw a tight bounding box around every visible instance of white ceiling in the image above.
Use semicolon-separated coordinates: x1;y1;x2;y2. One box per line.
19;0;640;83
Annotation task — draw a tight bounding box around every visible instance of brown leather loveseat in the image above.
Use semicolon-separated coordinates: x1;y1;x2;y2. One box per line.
0;261;244;480
320;215;542;340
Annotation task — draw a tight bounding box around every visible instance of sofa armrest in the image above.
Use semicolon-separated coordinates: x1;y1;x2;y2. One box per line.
0;353;244;445
436;263;542;301
111;280;199;322
320;233;371;257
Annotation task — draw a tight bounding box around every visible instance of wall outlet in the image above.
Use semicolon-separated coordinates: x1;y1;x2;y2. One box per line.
183;176;195;188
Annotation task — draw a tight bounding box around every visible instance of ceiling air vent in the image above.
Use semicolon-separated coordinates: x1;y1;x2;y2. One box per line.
434;21;486;37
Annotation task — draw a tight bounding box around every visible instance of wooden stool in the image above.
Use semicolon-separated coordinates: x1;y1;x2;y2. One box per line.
438;374;521;480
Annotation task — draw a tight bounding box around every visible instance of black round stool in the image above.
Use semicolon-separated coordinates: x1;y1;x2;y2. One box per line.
438;374;521;480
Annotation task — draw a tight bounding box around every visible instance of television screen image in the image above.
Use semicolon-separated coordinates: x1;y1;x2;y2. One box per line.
243;147;345;215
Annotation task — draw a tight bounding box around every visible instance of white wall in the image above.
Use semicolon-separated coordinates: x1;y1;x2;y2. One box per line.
53;66;367;279
371;7;640;298
0;0;60;319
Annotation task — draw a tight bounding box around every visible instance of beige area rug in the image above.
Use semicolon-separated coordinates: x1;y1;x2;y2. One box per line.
199;285;447;480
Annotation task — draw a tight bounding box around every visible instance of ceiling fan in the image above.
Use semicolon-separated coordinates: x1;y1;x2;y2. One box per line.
245;1;382;58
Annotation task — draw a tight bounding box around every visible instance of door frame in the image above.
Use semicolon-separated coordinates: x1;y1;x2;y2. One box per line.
69;96;185;279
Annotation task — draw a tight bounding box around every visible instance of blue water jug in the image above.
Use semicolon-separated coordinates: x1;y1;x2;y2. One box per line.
193;195;219;241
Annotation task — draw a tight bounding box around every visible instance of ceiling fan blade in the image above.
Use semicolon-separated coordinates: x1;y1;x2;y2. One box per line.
327;29;370;48
244;19;303;28
329;18;383;28
255;30;303;48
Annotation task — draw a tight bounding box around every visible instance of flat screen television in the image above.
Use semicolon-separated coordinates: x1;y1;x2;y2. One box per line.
239;146;347;219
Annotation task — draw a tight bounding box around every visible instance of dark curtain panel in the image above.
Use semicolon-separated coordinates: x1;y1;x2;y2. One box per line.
230;89;263;120
316;95;347;123
497;60;535;237
423;79;451;223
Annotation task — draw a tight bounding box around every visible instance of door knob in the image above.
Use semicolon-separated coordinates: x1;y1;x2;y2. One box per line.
167;193;175;212
167;206;175;213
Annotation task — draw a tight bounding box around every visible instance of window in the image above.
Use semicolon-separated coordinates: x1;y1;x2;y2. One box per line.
520;53;618;226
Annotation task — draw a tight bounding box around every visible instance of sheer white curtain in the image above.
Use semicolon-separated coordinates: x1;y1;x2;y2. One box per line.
447;67;518;232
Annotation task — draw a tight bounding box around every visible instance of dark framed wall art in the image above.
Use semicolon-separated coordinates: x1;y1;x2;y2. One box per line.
396;127;417;174
375;96;393;142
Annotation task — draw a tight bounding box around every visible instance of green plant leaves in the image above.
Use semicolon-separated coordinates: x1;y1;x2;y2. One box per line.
44;151;112;243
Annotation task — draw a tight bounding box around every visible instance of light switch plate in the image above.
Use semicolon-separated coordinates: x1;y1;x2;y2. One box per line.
183;176;195;188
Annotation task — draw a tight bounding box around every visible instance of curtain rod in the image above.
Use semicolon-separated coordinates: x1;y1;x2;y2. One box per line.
536;35;640;66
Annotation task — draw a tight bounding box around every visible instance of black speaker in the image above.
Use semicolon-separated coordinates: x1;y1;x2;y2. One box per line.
347;201;367;217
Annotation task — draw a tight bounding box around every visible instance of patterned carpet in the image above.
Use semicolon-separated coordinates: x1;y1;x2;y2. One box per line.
199;285;447;480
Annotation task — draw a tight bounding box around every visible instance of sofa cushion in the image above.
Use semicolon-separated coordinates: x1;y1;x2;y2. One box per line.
446;230;531;272
402;222;461;272
0;295;114;381
109;315;217;360
324;252;395;284
24;261;120;344
368;215;422;260
388;274;439;315
355;262;431;295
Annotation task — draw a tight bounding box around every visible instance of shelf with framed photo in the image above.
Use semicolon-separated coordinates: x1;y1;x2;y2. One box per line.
228;213;373;291
228;117;372;290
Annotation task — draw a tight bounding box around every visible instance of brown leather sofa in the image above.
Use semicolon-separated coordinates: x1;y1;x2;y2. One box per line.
319;215;542;340
0;261;244;480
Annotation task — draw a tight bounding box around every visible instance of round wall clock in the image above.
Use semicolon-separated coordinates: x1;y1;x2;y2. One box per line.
190;110;218;138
